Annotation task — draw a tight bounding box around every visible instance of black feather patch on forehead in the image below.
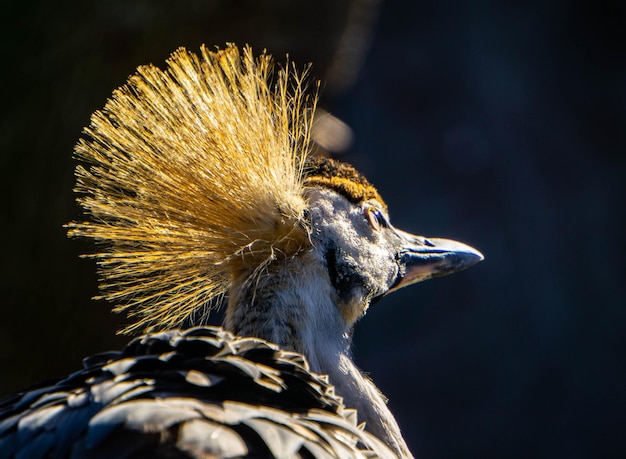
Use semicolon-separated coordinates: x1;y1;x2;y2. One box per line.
303;157;387;210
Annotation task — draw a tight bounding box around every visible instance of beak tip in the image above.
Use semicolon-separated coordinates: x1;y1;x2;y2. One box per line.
429;238;484;266
469;248;485;265
444;240;484;272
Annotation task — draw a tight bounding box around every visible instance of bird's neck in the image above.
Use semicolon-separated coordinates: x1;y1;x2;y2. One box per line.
225;254;414;458
225;255;350;369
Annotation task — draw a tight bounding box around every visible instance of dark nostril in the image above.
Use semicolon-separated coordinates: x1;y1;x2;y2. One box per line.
423;238;435;247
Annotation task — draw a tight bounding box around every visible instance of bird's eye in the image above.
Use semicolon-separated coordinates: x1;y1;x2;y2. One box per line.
365;206;386;231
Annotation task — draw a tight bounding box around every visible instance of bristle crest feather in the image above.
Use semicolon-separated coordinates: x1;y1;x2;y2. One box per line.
67;44;315;334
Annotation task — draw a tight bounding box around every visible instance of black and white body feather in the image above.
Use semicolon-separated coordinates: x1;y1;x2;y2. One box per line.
0;327;393;458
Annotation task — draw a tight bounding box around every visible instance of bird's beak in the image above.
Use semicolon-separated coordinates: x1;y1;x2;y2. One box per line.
388;229;484;293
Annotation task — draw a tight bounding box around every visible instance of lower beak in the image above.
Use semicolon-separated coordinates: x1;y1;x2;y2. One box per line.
389;230;484;293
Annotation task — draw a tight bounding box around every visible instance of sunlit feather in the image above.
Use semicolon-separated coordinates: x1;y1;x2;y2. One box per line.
67;44;316;334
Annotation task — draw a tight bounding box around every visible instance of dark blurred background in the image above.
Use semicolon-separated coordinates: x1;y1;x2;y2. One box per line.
1;1;625;458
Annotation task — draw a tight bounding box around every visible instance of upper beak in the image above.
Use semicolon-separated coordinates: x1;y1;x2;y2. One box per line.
389;229;484;293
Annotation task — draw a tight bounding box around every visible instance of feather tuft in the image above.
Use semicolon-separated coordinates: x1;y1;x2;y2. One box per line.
67;44;316;334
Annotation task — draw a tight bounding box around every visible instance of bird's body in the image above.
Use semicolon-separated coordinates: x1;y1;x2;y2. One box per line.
0;327;393;458
0;45;482;458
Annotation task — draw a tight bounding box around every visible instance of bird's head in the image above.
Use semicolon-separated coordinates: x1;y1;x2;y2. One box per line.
67;44;482;340
301;157;482;330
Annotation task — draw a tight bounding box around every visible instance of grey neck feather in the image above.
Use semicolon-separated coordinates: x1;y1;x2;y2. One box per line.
225;253;414;459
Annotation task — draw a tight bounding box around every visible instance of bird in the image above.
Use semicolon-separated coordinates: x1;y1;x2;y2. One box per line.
0;44;483;458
